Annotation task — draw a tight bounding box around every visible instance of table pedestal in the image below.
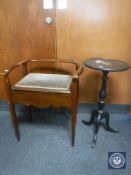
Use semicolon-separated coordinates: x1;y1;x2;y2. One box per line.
82;71;119;148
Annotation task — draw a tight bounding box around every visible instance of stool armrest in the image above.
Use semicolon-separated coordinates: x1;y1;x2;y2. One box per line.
3;59;29;77
3;59;83;80
30;59;83;79
72;64;83;79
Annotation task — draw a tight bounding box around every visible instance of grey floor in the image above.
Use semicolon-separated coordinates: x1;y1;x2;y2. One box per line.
0;108;131;175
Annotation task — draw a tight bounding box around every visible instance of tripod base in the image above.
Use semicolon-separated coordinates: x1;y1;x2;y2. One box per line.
82;110;119;148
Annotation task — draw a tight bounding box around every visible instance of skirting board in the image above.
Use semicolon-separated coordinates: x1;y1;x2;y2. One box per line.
0;100;130;114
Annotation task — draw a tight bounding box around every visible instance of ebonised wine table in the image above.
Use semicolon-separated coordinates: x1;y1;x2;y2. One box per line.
82;58;130;148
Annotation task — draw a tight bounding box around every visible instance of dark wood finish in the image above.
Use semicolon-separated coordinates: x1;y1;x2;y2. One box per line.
71;78;79;146
82;71;118;148
3;59;83;146
82;58;129;148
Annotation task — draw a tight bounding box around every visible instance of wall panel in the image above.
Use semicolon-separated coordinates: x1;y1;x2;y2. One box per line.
0;0;56;99
56;0;131;103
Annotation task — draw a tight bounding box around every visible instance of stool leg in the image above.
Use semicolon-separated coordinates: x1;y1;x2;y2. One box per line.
9;102;20;140
27;106;32;121
71;108;77;147
71;80;78;147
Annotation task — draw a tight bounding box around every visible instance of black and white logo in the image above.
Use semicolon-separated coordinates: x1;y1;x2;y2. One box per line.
108;152;126;169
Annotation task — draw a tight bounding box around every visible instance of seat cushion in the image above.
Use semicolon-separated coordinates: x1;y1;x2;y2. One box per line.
12;73;72;93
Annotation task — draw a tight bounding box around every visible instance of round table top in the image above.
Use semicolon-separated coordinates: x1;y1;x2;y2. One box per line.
84;58;130;72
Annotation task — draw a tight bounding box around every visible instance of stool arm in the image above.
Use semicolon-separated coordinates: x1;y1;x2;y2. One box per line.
3;59;29;77
72;64;83;79
30;59;83;78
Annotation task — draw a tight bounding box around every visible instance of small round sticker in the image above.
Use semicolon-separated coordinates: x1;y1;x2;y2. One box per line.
109;152;126;169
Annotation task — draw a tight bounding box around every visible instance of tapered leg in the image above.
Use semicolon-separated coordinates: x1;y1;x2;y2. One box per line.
71;80;78;147
91;114;101;148
8;102;20;140
71;106;77;147
27;106;32;121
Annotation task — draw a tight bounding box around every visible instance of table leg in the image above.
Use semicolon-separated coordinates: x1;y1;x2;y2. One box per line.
82;71;119;148
91;114;101;148
103;112;119;132
82;110;97;126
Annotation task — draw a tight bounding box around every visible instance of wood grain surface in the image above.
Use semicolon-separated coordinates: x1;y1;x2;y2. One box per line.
56;0;131;104
1;0;131;104
0;0;56;99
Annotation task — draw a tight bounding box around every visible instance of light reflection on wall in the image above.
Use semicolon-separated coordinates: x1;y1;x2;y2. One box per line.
43;0;67;10
57;0;67;9
43;0;53;9
86;4;107;22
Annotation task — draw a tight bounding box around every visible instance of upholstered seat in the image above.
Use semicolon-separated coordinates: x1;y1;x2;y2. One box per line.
12;73;72;93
